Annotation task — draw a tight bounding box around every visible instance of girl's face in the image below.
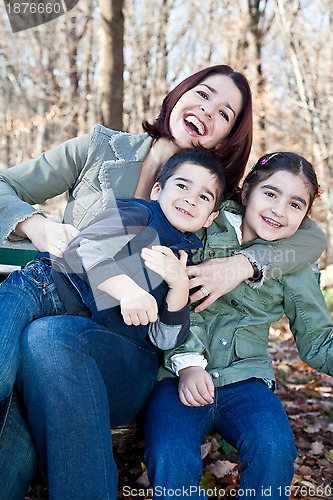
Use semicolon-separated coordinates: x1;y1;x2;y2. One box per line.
169;74;243;150
241;170;311;243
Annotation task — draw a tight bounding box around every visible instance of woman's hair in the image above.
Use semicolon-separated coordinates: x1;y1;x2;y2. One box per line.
156;148;226;211
242;152;320;215
143;65;253;196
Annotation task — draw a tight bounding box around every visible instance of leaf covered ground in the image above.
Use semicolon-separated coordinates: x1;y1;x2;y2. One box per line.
26;319;333;500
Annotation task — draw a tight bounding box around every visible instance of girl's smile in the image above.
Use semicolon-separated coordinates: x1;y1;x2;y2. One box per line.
241;170;311;243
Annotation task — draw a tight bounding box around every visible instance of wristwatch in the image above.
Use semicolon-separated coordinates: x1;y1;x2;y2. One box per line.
248;261;263;282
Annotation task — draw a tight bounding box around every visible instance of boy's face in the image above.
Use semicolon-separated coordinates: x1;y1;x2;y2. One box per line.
150;162;220;233
241;170;311;243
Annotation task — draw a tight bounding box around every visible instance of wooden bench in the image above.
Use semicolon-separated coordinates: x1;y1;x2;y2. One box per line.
0;244;37;282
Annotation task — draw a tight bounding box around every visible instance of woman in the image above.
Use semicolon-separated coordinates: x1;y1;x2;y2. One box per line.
0;65;326;499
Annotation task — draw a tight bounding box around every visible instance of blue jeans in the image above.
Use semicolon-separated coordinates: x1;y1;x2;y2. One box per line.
16;314;158;499
0;258;66;401
0;389;37;500
144;378;297;500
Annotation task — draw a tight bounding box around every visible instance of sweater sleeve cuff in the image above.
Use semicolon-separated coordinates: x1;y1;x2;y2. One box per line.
159;299;191;325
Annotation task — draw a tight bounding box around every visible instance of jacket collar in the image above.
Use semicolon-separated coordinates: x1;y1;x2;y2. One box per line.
109;131;153;162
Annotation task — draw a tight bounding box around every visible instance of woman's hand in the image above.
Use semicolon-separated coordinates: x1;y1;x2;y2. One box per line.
15;214;79;257
187;254;253;312
178;366;214;407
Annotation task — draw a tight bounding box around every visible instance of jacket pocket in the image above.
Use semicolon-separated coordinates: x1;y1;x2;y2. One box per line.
234;331;268;359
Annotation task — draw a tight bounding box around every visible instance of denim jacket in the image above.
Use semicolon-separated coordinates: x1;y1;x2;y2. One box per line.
0;124;327;277
159;210;333;386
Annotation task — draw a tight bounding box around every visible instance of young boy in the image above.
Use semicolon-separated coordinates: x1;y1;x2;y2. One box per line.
0;148;225;407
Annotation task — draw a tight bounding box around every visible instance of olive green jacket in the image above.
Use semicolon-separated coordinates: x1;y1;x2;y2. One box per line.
159;210;333;386
0;124;327;279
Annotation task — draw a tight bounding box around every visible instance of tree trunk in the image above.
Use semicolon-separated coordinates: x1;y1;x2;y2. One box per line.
99;0;124;130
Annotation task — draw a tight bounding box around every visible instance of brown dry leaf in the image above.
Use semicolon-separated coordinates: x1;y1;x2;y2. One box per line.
305;422;323;434
207;460;237;479
201;442;212;459
309;441;324;455
324;449;333;464
135;469;150;488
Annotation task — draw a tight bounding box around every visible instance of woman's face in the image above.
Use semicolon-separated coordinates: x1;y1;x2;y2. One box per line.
169;74;243;150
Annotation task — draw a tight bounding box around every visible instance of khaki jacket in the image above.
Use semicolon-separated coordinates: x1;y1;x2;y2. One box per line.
159;209;333;386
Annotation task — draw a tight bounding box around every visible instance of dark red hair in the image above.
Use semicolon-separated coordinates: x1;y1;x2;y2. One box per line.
143;65;253;195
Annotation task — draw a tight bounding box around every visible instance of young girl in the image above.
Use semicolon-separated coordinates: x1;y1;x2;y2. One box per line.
143;152;332;500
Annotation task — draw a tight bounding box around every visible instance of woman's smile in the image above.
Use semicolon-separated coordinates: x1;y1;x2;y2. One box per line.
183;114;207;137
169;74;243;150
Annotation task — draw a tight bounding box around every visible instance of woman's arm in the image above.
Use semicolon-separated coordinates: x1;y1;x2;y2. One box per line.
239;217;327;280
0;131;91;247
188;218;327;312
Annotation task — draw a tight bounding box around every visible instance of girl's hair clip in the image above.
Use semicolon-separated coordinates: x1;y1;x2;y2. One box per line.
317;185;321;197
249;152;280;173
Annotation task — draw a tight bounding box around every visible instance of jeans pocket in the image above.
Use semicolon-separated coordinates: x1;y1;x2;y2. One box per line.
21;259;53;289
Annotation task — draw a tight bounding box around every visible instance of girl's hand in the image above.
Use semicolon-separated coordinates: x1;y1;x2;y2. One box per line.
141;246;188;289
15;214;79;257
187;254;253;312
178;366;214;407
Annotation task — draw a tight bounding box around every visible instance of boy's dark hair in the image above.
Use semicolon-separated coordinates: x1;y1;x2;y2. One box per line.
156;149;226;211
242;152;319;215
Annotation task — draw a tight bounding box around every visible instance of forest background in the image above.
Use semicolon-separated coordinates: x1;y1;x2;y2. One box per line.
0;1;333;498
1;0;333;271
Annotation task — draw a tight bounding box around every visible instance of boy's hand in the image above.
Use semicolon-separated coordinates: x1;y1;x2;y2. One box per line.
141;246;188;289
120;287;158;326
178;366;214;407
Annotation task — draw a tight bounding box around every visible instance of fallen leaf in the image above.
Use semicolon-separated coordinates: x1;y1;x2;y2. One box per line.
207;460;237;479
324;449;333;464
309;441;324;455
201;442;211;459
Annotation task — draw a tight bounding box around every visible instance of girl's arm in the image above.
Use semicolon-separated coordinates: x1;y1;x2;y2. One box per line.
162;321;213;406
178;366;214;406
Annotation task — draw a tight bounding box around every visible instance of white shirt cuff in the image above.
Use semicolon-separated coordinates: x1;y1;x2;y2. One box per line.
170;353;207;376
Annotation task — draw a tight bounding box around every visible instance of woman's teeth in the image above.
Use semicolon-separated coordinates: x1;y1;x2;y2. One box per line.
184;115;205;135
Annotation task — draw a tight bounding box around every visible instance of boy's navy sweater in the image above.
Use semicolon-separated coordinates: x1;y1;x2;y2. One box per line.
51;199;202;342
